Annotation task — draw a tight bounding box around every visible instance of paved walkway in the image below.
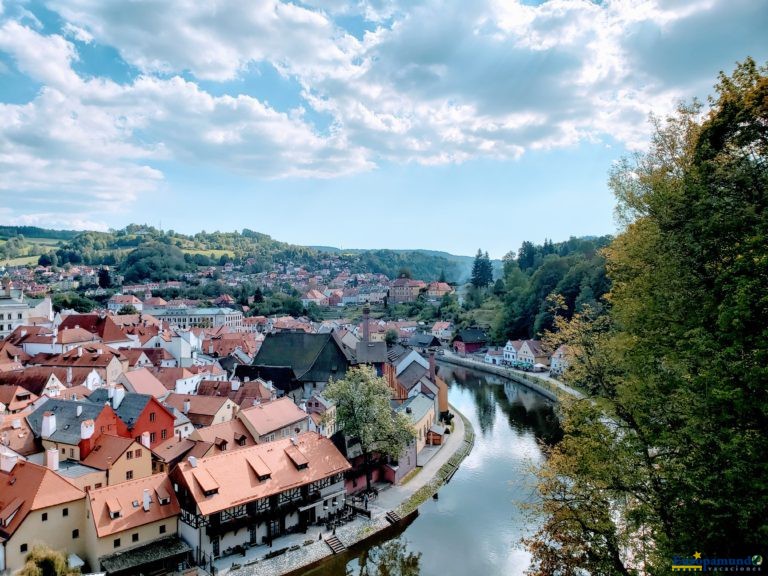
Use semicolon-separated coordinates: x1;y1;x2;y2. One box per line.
211;405;470;576
440;350;584;400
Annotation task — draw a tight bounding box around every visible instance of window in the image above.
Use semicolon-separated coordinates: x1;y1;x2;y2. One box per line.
95;483;103;489
17;313;22;319
149;412;156;422
132;533;139;543
161;429;167;440
126;470;133;480
135;449;142;458
41;512;48;522
20;543;28;553
159;524;167;534
126;450;133;460
61;448;66;454
63;508;68;517
150;432;156;443
113;538;120;549
72;529;79;539
69;448;74;458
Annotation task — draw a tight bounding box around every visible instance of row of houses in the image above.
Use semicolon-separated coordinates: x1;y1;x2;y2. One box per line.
0;307;453;574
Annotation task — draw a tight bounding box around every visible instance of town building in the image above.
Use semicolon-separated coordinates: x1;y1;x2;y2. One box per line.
84;473;189;576
236;397;309;443
152;307;243;331
0;452;87;574
172;432;350;564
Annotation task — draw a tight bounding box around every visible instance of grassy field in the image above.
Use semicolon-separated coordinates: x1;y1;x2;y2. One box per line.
182;248;234;258
3;255;39;266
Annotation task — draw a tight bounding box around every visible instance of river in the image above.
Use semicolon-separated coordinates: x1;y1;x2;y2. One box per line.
307;362;562;576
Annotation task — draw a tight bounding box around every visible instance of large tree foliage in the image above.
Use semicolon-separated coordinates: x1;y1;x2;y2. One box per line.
323;366;415;491
525;59;768;574
17;545;80;576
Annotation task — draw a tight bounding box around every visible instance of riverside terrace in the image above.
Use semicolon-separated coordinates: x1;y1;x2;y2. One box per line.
171;432;351;567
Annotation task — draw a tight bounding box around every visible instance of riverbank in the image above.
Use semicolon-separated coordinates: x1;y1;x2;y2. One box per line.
216;404;475;576
439;353;583;400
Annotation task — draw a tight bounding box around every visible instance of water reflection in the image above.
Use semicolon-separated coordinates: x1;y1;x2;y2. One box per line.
308;362;561;576
348;537;421;576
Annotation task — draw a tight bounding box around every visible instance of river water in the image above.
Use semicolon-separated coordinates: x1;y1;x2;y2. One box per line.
308;362;562;576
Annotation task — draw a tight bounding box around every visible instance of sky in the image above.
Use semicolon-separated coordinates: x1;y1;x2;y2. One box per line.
0;1;766;258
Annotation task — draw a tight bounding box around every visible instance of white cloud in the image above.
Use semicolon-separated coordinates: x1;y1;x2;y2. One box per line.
0;0;764;226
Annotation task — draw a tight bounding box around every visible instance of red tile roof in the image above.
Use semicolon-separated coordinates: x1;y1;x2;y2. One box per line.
173;432;350;516
87;473;180;537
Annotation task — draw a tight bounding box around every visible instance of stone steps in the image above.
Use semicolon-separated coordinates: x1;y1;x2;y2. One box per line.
325;535;346;554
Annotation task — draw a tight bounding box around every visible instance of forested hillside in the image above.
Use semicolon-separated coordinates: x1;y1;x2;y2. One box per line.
6;224;463;282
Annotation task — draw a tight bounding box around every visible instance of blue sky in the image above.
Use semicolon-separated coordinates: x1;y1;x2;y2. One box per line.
0;0;766;258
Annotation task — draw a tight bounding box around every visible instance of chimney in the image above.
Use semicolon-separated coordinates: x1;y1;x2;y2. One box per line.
108;384;115;399
76;405;83;417
141;431;151;448
66;366;73;385
41;411;57;438
77;347;83;357
183;399;190;414
362;305;370;344
177;430;182;441
11;418;21;430
113;387;126;409
429;350;436;382
45;447;59;471
143;488;151;511
20;329;27;338
188;455;198;468
231;379;241;391
0;448;18;473
81;419;95;440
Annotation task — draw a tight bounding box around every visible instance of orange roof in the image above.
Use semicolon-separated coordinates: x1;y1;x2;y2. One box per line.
188;419;256;454
165;393;231;417
57;326;100;345
88;473;180;538
82;434;137;470
59;314;130;344
173;432;350;516
0;385;38;412
237;397;308;437
32;344;126;369
151;436;196;464
0;410;36;455
150;368;194;391
121;368;168;398
0;458;84;538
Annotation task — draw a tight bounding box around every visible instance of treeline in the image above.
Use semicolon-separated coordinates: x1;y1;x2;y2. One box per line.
492;235;611;341
342;249;459;282
0;226;78;240
29;225;457;282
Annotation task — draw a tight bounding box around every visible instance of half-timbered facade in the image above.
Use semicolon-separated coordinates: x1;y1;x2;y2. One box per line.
171;432;350;564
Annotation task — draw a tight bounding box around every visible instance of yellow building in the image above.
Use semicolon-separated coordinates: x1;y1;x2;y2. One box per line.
84;473;189;575
0;450;87;574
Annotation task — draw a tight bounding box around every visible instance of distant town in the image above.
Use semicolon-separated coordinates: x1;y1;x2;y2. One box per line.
0;229;570;576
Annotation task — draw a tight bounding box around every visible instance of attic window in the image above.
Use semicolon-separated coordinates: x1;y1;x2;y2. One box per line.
132;500;140;508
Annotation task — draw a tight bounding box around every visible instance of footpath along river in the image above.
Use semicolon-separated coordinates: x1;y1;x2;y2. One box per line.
307;362;563;576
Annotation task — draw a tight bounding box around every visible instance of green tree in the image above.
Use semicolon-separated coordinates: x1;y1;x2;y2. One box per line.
384;328;400;345
324;366;415;491
17;545;80;576
254;286;264;303
117;304;138;315
470;249;492;288
525;59;768;574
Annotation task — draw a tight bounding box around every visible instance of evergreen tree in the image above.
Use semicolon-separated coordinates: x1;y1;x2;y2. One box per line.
97;267;112;288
